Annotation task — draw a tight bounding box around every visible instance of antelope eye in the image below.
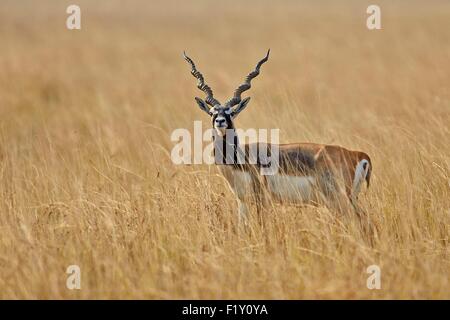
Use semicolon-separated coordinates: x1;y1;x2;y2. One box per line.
211;109;219;115
224;108;232;115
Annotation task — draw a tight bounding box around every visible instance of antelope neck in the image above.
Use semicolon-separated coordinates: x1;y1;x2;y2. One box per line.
212;127;243;166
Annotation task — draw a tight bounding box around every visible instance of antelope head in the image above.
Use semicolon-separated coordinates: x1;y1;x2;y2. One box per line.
183;50;270;136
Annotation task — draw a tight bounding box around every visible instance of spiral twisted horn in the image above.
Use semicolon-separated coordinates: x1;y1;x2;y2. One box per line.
183;51;221;107
225;49;270;108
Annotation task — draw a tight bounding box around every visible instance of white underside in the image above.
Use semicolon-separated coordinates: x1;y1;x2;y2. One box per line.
266;175;315;202
230;171;315;203
224;160;369;219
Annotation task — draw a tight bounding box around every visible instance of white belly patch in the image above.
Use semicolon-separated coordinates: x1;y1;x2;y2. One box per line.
224;168;316;203
266;175;315;202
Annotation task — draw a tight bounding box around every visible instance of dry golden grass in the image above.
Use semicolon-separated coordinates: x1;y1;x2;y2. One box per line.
0;0;449;299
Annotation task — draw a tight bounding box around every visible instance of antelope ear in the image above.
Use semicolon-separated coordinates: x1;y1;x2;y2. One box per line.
231;97;251;118
195;97;211;115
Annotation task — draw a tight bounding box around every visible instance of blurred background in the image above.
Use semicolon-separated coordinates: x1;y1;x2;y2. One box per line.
0;0;449;299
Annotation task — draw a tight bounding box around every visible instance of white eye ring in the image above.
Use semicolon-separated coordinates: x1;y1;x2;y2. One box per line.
224;108;232;115
211;109;219;115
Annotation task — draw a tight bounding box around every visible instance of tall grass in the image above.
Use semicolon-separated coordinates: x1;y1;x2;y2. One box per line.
0;0;448;298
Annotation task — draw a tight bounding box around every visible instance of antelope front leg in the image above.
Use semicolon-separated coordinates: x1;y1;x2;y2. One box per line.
253;178;270;228
237;198;249;227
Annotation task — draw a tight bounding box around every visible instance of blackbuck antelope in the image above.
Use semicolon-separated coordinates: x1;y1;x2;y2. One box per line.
183;50;372;225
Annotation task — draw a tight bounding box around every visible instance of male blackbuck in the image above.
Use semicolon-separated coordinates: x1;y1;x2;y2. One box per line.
183;50;372;226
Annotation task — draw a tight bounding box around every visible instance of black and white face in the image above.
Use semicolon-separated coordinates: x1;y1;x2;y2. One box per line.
210;106;233;136
194;97;251;137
